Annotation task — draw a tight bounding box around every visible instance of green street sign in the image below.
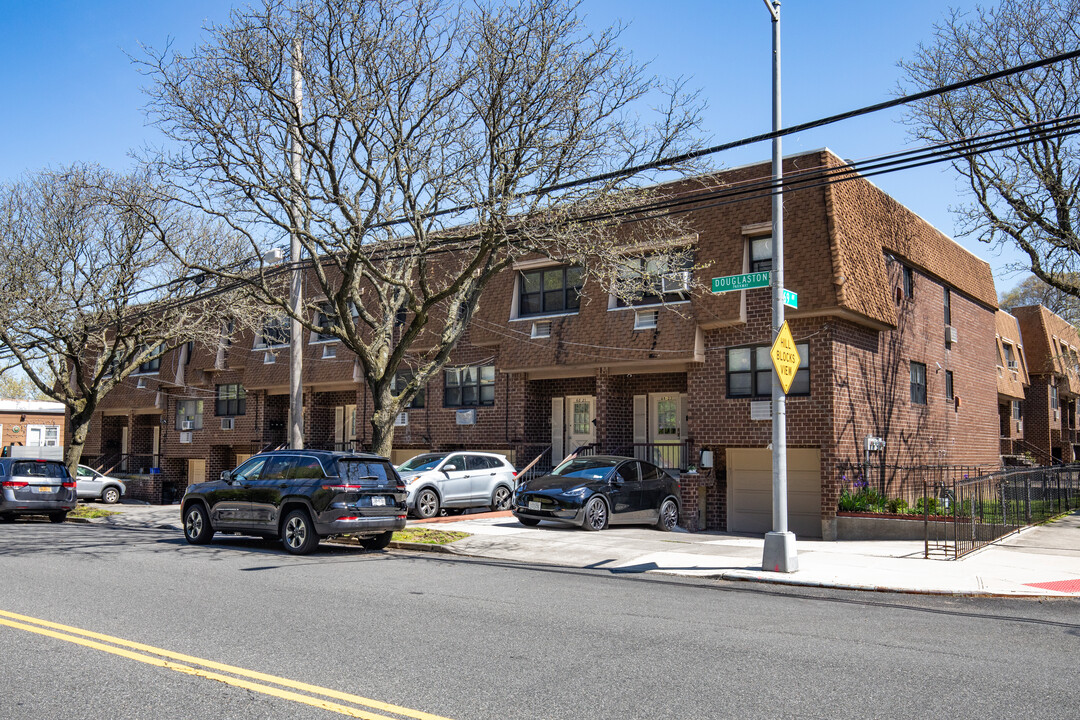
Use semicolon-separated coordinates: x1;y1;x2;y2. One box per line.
783;289;798;309
711;271;770;293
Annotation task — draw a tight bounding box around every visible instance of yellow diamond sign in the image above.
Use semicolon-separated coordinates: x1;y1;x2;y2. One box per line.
770;321;801;395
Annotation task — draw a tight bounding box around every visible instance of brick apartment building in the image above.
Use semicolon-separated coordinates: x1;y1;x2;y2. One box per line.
1011;305;1080;464
1;399;66;455
82;149;1006;538
996;310;1032;463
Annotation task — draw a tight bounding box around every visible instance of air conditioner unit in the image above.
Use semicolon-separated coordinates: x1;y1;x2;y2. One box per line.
1016;419;1023;432
394;412;409;427
136;377;147;389
1007;360;1019;370
531;320;551;339
455;409;476;425
1054;408;1060;421
321;344;337;359
945;326;958;344
220;417;235;431
661;271;691;295
179;431;193;444
180;420;194;431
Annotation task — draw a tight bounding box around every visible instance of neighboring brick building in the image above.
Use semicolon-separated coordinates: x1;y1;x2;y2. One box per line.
1012;305;1080;464
995;310;1032;463
82;149;1006;536
1;399;66;456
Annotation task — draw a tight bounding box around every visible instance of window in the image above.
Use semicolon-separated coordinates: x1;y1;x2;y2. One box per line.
313;303;338;343
215;384;247;416
176;399;204;430
391;369;425;408
634;310;658;330
903;266;914;299
291;457;325;479
1003;343;1017;369
258;315;290;348
518;265;583;316
945;370;954;400
184;341;194;366
727;343;809;397
135;344;164;375
616;462;639;484
943;288;951;326
444;364;495;407
750;236;772;272
572;399;591;435
1051;385;1059;411
910;362;927;405
1012;400;1022;420
615;253;693;307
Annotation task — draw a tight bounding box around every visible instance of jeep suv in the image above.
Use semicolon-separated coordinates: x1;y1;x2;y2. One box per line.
0;458;77;523
181;450;407;555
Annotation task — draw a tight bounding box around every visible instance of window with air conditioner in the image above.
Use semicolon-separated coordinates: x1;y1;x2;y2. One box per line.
1004;343;1018;369
531;320;551;338
220;417;235;430
180;420;194;431
613;252;693;307
321;344;337;359
176;399;203;430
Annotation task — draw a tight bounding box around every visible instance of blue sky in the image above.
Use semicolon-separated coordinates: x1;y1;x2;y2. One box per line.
0;0;1028;293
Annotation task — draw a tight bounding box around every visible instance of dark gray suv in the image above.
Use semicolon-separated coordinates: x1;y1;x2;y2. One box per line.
181;450;407;555
0;458;77;523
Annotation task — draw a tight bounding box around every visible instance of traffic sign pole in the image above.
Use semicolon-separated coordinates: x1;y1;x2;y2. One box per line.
762;0;798;573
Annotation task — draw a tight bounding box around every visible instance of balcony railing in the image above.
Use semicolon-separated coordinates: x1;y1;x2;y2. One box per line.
613;442;693;473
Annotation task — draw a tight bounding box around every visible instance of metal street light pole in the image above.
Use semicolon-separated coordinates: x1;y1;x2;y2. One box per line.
762;0;798;573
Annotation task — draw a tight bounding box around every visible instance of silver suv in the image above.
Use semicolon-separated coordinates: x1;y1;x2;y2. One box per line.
0;458;77;523
397;451;518;519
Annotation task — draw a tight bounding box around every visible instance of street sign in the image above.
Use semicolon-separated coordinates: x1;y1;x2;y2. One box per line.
770;321;801;394
783;289;798;309
711;271;770;293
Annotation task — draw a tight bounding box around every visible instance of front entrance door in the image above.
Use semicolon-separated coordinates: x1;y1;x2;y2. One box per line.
647;393;687;469
565;396;596;456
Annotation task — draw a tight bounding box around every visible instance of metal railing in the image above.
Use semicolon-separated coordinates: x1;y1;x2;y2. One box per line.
923;465;1080;558
836;462;996;513
614;441;693;472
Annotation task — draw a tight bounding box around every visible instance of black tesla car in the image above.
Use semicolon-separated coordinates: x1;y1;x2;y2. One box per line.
512;455;680;531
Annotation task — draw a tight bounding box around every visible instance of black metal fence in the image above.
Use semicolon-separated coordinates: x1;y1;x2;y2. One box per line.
923;465;1080;558
836;462;996;515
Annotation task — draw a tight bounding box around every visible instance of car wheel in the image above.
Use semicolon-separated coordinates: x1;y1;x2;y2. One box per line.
656;498;679;532
582;497;608;531
517;516;540;527
490;485;512;511
183;504;215;545
101;487;121;504
414;488;440;519
49;512;67;524
360;530;394;550
280;509;319;555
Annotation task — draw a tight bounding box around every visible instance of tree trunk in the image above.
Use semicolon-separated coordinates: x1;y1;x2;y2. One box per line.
65;422;90;478
368;388;403;459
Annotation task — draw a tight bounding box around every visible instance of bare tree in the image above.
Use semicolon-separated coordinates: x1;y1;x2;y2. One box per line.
0;165;255;474
140;0;706;456
899;0;1080;297
1000;273;1080;324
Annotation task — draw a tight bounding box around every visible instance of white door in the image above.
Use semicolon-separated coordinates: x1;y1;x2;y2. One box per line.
121;426;130;471
727;448;822;538
551;397;564;464
648;393;686;469
565;396;596;455
152;426;160;467
26;426;43;446
334;405;357;450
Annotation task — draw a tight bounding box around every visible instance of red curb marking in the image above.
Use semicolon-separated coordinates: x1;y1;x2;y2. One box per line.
1024;578;1080;593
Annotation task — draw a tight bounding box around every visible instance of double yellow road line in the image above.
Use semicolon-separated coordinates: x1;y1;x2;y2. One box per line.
0;609;454;720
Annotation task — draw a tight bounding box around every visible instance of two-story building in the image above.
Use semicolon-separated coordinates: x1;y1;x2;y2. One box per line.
82;149;1005;538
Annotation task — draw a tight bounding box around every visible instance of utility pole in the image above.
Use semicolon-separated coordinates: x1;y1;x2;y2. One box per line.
289;38;304;450
762;0;798;573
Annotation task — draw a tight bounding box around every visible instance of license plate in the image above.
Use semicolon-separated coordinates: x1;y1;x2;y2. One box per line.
371;496;386;506
528;501;540;511
36;486;55;493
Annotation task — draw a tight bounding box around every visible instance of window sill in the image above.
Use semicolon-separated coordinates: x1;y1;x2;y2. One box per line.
608;299;690;312
510;311;578;322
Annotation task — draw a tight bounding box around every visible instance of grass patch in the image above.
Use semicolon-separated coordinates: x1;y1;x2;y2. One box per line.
69;505;121;520
393;527;468;545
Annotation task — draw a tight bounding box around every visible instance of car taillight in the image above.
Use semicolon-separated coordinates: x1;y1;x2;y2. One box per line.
337;516;360;521
62;481;76;488
322;484;364;492
512;471;518;477
2;481;29;488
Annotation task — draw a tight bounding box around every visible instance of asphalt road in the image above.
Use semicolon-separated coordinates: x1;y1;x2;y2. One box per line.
0;519;1078;720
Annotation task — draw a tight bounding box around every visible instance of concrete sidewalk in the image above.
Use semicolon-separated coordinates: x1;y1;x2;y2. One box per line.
80;502;1080;598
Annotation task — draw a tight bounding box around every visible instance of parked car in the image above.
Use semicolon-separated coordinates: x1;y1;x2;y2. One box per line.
75;465;126;504
181;449;407;555
0;458;77;523
512;455;680;531
397;451;518;519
